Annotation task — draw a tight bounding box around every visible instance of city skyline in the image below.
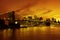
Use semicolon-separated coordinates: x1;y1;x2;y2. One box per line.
0;0;60;19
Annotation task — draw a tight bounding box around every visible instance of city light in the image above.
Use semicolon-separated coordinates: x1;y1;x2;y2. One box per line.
15;21;18;24
56;18;60;22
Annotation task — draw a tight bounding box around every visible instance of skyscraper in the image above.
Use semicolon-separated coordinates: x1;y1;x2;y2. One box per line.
8;11;15;28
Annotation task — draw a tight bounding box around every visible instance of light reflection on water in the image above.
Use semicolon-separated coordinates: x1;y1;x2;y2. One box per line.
0;26;60;40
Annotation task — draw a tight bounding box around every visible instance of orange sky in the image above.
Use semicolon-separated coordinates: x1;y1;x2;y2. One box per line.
0;0;60;19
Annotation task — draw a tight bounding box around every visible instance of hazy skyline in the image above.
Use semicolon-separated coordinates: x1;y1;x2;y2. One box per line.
0;0;60;20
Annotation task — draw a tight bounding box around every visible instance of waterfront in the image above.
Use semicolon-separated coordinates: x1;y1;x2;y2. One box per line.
0;25;60;40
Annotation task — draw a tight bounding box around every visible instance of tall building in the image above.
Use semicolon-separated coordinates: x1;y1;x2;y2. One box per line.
8;11;16;27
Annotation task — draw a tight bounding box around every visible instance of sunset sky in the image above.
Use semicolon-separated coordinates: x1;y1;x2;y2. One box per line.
0;0;60;19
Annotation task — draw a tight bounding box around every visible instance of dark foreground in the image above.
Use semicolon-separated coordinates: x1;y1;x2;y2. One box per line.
0;25;60;40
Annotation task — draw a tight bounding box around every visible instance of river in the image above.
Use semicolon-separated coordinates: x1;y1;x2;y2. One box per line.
0;25;60;40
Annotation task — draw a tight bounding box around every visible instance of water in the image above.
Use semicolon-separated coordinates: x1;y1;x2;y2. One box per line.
0;25;60;40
